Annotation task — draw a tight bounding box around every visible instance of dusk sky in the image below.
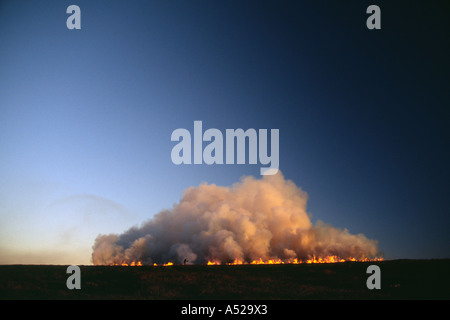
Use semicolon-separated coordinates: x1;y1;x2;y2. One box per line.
1;1;449;264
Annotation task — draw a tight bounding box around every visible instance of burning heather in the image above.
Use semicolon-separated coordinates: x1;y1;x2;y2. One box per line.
92;172;382;266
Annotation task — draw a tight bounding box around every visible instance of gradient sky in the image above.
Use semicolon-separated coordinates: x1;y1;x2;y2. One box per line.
1;0;449;264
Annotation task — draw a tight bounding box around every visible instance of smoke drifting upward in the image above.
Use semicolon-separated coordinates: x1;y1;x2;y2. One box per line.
92;172;381;265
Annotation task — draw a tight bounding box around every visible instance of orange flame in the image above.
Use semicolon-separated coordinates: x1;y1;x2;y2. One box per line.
109;256;382;266
206;255;383;265
149;262;175;266
111;260;143;266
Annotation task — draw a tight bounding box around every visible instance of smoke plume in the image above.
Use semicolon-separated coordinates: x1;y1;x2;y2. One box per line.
92;172;380;265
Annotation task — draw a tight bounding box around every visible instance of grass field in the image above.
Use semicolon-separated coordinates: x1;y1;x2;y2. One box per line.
0;259;449;300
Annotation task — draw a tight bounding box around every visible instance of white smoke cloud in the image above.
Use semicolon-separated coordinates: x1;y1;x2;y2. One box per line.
91;172;380;265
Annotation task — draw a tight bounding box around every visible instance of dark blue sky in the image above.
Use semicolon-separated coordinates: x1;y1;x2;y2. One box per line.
0;1;449;263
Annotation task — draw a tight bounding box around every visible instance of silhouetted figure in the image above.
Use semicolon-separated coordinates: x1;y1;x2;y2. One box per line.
183;258;188;265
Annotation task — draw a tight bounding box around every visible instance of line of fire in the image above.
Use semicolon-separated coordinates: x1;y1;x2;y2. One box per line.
110;255;383;267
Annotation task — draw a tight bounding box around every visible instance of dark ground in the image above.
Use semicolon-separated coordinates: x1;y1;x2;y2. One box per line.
0;259;449;300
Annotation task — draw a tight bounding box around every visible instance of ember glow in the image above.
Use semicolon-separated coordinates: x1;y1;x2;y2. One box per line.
92;172;382;266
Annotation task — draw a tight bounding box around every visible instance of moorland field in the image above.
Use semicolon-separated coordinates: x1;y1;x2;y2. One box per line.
0;259;449;300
